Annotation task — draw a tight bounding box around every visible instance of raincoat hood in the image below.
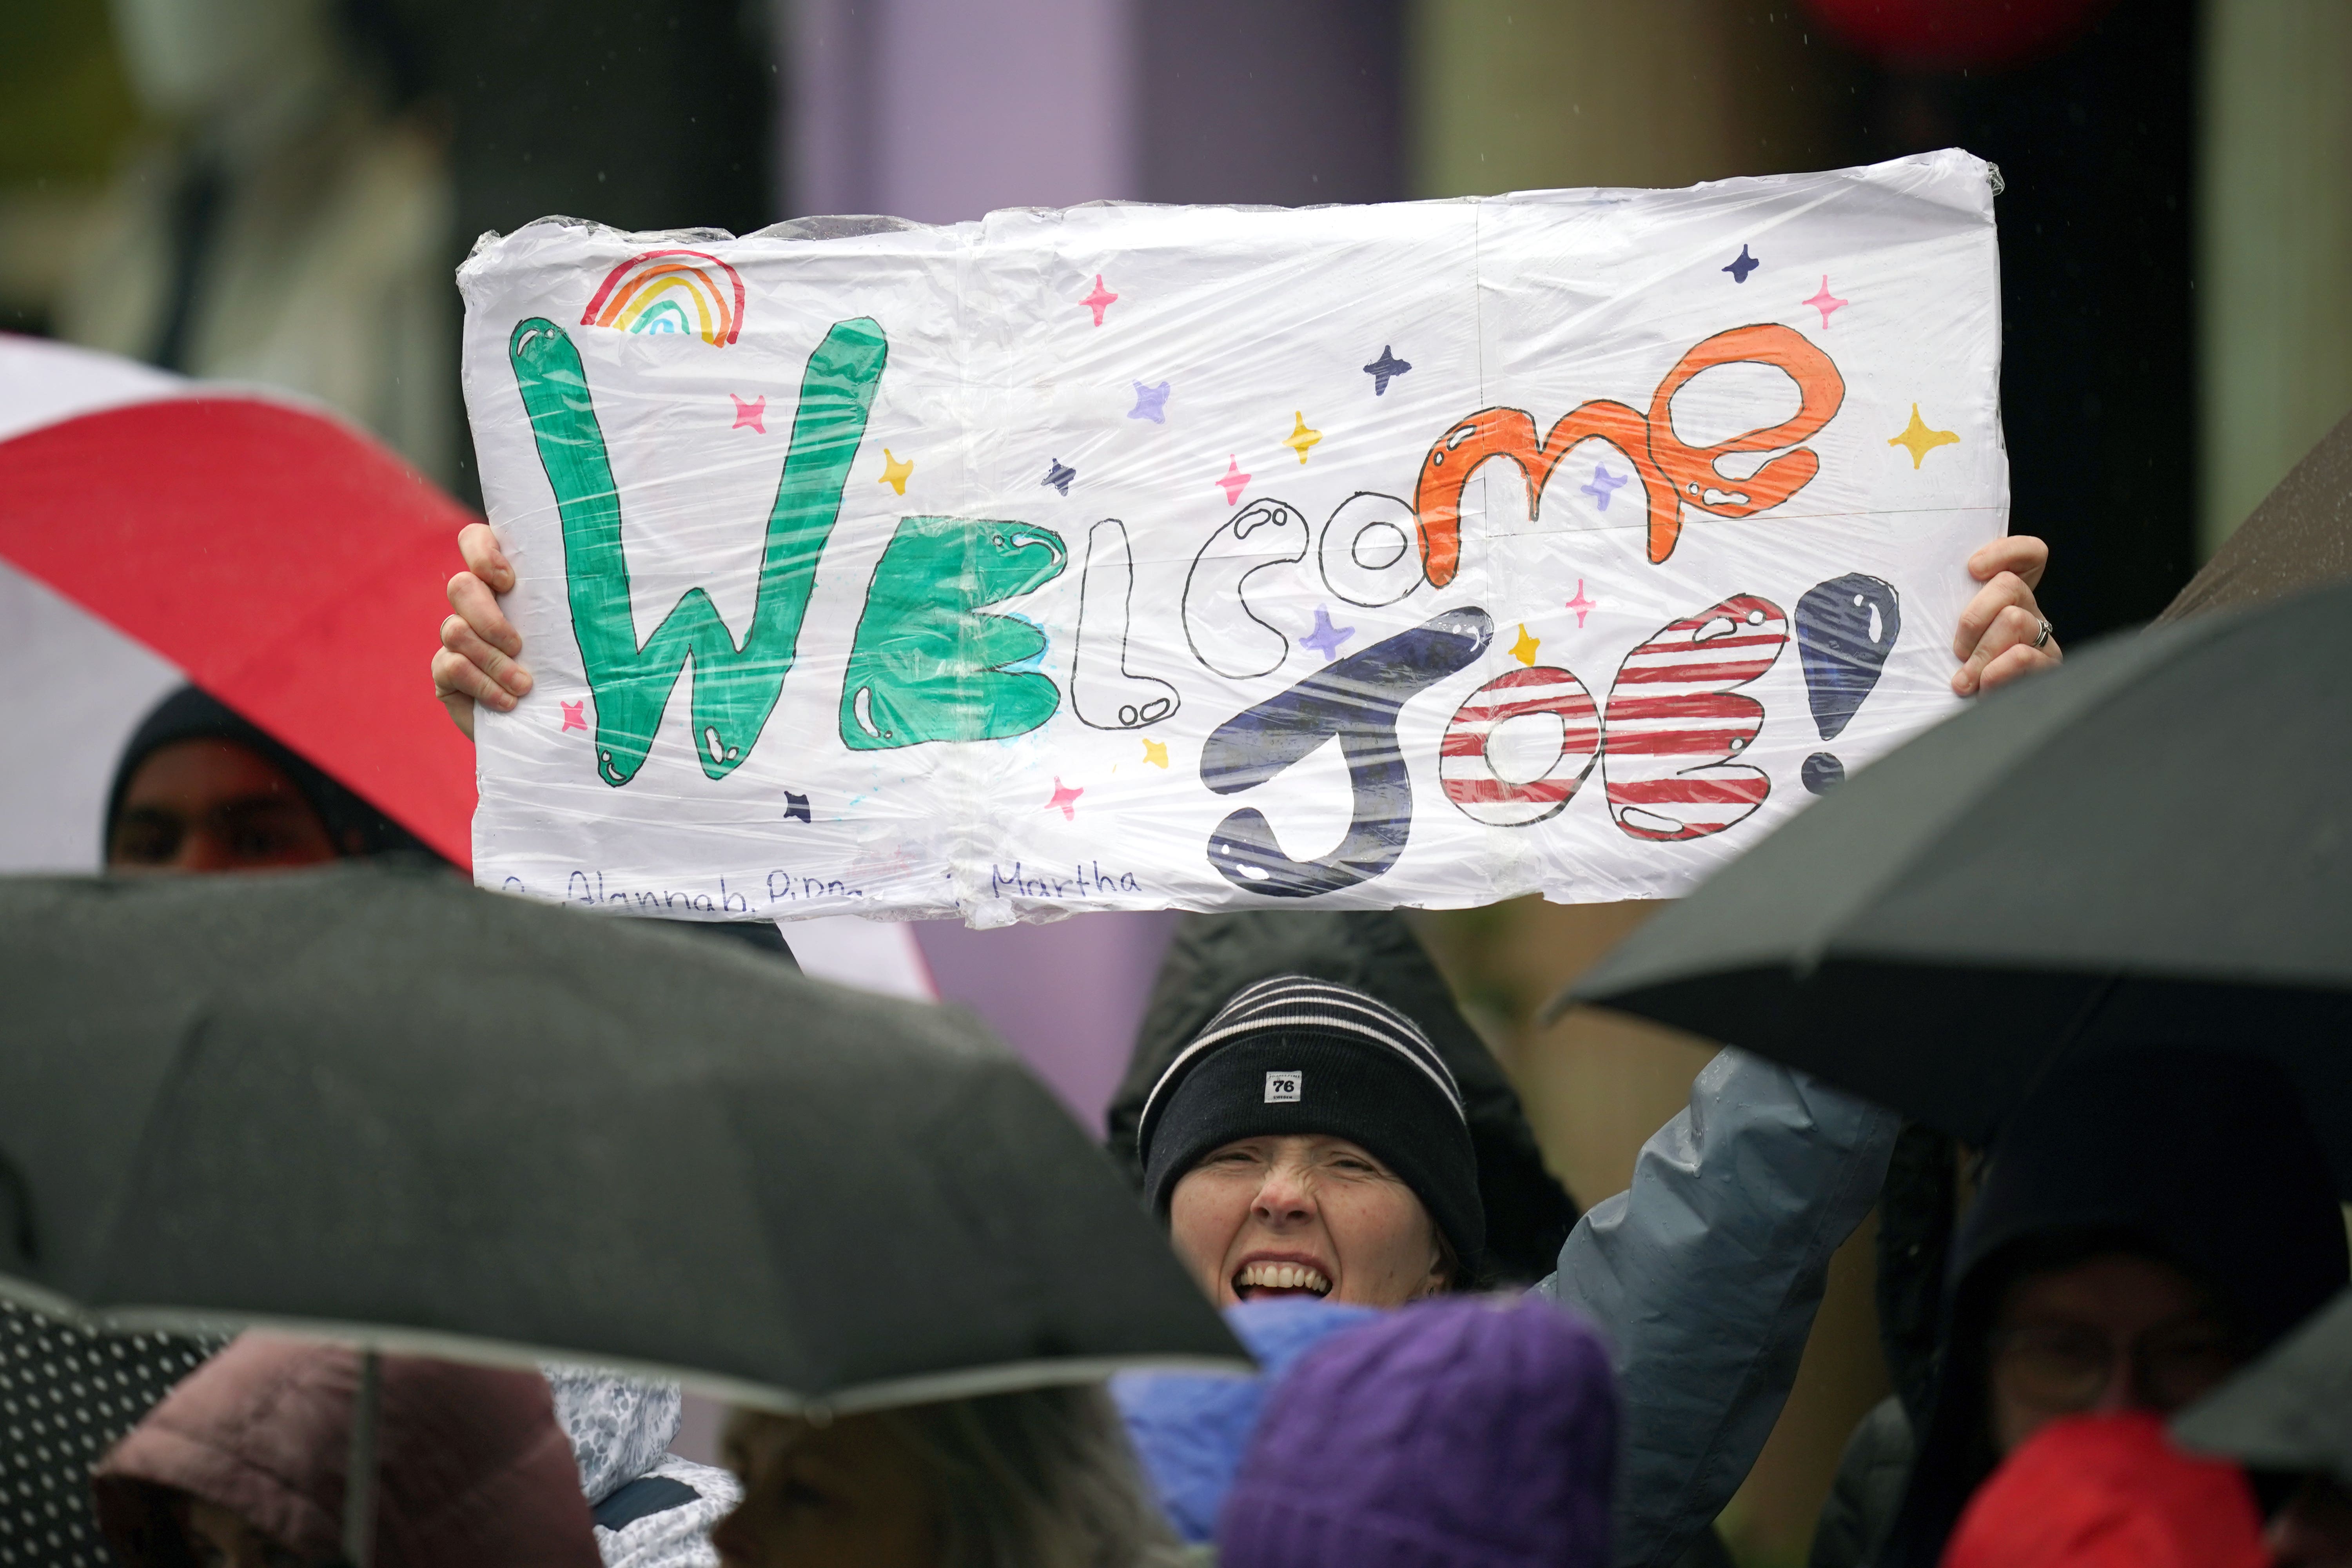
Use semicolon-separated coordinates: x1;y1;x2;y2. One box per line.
1105;910;1575;1284
1882;1049;2347;1567
91;1333;601;1568
542;1367;742;1568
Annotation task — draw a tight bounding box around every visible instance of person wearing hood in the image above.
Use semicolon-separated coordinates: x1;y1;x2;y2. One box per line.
1217;1293;1619;1568
1111;942;1895;1568
89;1332;600;1568
105;684;439;871
1867;1050;2348;1568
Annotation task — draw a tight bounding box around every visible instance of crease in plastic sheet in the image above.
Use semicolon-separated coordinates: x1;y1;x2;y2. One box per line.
457;151;2006;926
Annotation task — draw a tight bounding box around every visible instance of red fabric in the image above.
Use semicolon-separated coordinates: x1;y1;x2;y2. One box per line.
1800;0;2118;70
1942;1412;2271;1568
0;397;476;866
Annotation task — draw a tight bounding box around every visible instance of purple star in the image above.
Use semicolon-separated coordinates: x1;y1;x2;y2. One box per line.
1579;465;1628;511
1723;244;1760;283
1363;346;1412;396
1298;604;1356;661
1128;380;1171;423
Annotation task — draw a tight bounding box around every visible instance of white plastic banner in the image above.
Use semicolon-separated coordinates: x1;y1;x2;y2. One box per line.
461;150;2004;925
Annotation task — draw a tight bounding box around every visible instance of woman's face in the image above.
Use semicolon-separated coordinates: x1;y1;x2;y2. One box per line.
1986;1251;2240;1455
109;739;339;872
712;1409;940;1568
1168;1133;1448;1309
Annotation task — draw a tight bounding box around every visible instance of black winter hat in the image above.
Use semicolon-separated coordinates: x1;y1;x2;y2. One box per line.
1108;911;1575;1284
1137;975;1486;1272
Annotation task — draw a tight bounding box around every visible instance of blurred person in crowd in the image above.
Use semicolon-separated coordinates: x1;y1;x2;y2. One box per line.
1867;1051;2348;1568
105;684;436;871
1938;1412;2269;1568
53;0;455;481
711;1385;1184;1568
91;1332;600;1568
1215;1293;1617;1568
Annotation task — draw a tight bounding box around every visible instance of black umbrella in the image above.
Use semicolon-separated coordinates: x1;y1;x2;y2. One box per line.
2175;1283;2352;1484
1562;580;2352;1194
0;865;1245;1410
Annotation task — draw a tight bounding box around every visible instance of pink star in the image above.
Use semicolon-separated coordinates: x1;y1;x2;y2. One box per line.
1564;580;1597;628
560;700;587;732
1047;777;1084;820
1804;276;1849;330
1081;274;1119;327
731;394;767;432
1215;456;1251;506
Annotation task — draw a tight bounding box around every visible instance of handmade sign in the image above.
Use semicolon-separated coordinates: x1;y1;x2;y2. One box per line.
461;149;2005;924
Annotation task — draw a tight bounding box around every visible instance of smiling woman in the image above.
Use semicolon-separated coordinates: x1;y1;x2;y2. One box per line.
1136;976;1483;1308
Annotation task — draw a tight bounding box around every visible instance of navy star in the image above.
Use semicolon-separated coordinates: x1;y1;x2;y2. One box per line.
1042;458;1076;495
1362;346;1412;396
1722;244;1760;283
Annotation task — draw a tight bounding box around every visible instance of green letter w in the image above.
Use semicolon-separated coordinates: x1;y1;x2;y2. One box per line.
508;316;887;786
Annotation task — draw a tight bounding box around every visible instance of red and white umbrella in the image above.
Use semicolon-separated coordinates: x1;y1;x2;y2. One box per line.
0;335;936;1000
0;333;478;870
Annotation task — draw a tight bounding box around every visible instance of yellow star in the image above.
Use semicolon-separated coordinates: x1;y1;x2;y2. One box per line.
1887;404;1960;469
1283;412;1323;465
1510;624;1541;666
1141;737;1169;769
878;448;914;494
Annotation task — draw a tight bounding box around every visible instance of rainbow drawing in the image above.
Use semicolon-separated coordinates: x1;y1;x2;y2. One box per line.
580;250;747;346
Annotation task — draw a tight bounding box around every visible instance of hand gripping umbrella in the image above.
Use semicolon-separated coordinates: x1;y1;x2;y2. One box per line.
1562;579;2352;1195
0;866;1244;1559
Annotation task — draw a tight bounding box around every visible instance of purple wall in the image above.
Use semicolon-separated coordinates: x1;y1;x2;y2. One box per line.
911;912;1178;1133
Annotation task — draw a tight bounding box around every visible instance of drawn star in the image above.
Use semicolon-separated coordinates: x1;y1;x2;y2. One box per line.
1363;346;1412;396
878;448;914;495
1564;579;1597;629
1887;404;1960;469
1579;464;1627;511
1042;458;1076;495
1510;624;1541;667
1804;275;1849;329
1141;737;1169;769
1047;777;1085;820
1215;456;1251;506
1298;604;1356;661
782;791;811;824
1723;244;1760;283
559;700;586;733
730;394;767;432
1128;380;1171;423
1283;411;1322;465
1082;274;1119;327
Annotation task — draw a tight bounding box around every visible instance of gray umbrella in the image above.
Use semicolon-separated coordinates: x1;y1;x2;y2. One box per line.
2175;1284;2352;1485
0;865;1244;1411
1561;580;2352;1193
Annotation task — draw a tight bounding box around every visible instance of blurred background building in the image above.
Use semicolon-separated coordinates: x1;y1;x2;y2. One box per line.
4;2;2346;1561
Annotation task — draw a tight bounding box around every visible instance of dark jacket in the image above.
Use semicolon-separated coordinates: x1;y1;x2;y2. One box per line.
1878;1050;2348;1568
93;1333;602;1568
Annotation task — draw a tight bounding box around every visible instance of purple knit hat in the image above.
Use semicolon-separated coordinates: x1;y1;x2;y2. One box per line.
1217;1294;1617;1568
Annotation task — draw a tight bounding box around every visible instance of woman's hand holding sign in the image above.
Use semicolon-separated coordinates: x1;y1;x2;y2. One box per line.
433;522;529;740
1952;535;2062;695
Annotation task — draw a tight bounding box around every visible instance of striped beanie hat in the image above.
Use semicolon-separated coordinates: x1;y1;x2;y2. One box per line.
1137;976;1485;1271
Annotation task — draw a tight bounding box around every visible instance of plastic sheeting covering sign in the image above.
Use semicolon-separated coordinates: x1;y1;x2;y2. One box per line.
460;150;2004;925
